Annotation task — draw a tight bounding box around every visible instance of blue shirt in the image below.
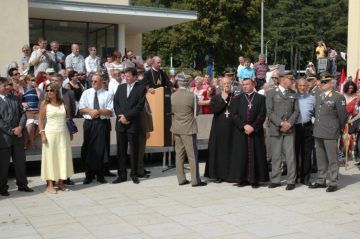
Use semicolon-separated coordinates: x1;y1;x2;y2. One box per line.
296;93;315;124
239;67;255;79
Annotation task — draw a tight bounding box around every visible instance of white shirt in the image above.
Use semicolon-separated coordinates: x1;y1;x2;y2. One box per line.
79;88;113;119
108;79;126;97
85;55;101;75
278;85;288;95
29;49;55;75
127;82;136;98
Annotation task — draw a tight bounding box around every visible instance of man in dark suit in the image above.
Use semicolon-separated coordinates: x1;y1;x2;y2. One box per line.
113;67;146;184
142;56;173;93
0;77;33;196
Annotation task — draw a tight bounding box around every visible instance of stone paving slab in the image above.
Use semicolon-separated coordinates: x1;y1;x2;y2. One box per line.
1;162;360;239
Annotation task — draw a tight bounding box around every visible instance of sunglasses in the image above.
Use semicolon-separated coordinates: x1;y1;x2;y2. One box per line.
46;89;55;92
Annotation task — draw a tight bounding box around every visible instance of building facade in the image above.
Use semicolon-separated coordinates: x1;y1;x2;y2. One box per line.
0;0;197;75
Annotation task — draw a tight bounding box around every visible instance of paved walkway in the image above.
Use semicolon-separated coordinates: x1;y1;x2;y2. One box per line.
1;162;360;239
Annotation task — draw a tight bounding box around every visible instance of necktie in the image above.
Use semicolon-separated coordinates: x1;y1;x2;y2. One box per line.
283;89;288;96
127;84;133;98
94;91;100;110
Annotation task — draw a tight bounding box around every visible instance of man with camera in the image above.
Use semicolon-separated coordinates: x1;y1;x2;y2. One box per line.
29;37;55;76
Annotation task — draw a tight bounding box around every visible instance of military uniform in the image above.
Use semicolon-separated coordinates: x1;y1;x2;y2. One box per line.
171;88;202;186
313;89;348;187
266;86;300;185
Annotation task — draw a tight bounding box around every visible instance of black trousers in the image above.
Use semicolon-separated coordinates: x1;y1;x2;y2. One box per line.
116;130;139;179
0;143;28;192
295;122;314;182
255;78;266;91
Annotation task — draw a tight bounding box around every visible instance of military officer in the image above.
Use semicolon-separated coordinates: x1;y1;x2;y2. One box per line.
171;73;207;187
309;74;348;192
266;75;299;190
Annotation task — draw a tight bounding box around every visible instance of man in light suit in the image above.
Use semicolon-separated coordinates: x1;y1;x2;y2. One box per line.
266;75;299;190
309;74;348;192
0;77;33;196
113;67;146;184
171;73;207;187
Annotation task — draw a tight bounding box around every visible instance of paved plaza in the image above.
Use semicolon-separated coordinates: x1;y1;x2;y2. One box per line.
1;162;360;239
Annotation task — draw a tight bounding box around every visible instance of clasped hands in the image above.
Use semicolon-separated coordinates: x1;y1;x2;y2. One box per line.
244;124;254;135
280;121;292;132
118;114;130;125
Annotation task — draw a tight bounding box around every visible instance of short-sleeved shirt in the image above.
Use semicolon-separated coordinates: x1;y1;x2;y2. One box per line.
78;88;113;119
29;49;55;76
65;53;85;74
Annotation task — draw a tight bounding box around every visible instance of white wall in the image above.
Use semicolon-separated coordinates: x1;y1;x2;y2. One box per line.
0;0;29;76
347;0;360;78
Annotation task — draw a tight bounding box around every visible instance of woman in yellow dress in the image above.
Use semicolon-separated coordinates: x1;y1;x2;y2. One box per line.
38;83;74;193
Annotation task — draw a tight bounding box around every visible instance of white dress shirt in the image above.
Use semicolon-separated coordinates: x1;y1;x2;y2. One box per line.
78;88;113;119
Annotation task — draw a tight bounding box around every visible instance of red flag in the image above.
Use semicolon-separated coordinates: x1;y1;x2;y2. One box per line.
338;68;346;92
354;69;359;87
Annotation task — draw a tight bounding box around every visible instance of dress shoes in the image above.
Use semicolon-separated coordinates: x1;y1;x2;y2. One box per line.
137;173;150;178
285;184;295;191
308;183;327;189
63;179;75;185
236;182;250;187
131;176;140;184
18;186;34;192
112;177;127;184
192;182;207;187
83;178;93;185
0;190;10;196
144;169;151;175
251;183;259;189
213;179;223;184
268;183;281;189
97;178;108;184
179;180;190;186
104;171;116;177
326;185;338;192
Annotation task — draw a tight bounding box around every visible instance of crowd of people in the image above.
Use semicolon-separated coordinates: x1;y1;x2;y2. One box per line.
0;36;357;196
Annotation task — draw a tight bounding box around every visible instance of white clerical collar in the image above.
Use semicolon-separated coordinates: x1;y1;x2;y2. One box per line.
152;67;160;72
246;91;255;96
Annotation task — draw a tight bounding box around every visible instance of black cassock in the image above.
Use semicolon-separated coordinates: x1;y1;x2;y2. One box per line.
204;94;233;180
228;92;269;183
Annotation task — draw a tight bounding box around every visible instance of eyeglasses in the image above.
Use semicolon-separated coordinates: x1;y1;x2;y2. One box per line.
271;77;279;79
46;89;55;92
320;81;329;84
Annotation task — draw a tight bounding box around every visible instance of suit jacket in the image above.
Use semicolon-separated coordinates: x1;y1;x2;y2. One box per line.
61;88;76;119
114;81;146;133
139;99;153;134
170;88;198;135
0;94;27;148
266;86;300;136
313;90;348;139
143;68;173;89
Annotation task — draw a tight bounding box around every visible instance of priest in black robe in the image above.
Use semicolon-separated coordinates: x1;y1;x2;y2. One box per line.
205;76;233;183
229;78;269;187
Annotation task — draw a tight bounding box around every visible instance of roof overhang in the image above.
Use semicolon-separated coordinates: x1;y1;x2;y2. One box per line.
28;0;197;34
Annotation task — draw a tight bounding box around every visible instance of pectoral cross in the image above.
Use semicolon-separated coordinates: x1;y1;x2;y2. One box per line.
248;103;252;109
225;109;230;118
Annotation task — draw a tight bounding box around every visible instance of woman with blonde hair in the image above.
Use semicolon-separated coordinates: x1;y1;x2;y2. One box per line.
38;83;74;193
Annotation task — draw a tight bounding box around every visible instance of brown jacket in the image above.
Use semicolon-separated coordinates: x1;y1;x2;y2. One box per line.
170;88;198;135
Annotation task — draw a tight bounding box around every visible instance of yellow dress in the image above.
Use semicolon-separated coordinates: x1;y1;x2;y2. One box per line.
41;104;74;181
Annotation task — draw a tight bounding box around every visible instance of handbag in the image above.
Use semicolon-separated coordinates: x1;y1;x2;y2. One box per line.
66;118;78;134
64;105;78;134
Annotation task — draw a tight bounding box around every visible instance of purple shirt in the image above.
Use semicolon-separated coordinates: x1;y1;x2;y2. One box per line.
253;62;270;80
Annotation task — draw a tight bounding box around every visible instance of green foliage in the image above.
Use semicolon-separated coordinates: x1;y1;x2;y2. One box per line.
133;0;348;73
